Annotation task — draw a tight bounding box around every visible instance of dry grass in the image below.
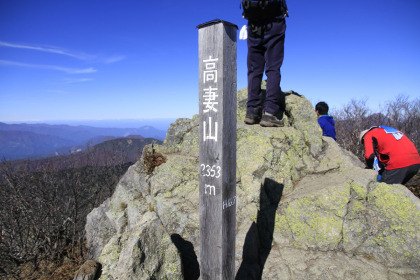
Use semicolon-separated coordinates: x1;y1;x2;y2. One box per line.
406;172;420;199
143;146;167;174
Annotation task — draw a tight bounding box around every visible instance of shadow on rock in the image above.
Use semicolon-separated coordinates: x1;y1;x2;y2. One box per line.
236;178;284;280
284;90;302;97
94;262;102;280
171;234;200;280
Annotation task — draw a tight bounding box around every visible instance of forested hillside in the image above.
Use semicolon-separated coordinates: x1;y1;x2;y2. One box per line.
0;137;161;279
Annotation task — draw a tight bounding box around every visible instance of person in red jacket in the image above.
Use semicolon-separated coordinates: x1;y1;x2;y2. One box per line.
360;126;420;184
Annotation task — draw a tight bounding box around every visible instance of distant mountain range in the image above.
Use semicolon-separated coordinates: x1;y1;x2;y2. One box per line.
0;122;167;160
5;136;162;173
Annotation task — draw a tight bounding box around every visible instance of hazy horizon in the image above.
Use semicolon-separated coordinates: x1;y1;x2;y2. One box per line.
1;117;177;130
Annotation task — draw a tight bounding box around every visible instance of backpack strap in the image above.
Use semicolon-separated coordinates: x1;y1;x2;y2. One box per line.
241;0;289;20
282;0;289;17
259;0;268;9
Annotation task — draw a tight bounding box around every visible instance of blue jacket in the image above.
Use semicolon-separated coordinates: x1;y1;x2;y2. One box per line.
318;115;336;140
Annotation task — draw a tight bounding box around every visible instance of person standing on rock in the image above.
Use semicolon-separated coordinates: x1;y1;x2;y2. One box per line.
240;0;288;127
360;126;420;184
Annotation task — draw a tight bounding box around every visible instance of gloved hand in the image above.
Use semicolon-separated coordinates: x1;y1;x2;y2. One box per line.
239;25;247;40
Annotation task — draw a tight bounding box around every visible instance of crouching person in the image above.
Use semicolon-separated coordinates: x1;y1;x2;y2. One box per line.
360;126;420;184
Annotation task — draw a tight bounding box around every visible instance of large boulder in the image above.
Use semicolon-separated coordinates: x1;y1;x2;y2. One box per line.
85;85;420;279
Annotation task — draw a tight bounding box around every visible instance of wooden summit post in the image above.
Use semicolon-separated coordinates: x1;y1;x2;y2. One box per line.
197;20;237;279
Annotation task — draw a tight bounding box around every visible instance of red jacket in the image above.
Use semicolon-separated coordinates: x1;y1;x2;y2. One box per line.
363;127;420;170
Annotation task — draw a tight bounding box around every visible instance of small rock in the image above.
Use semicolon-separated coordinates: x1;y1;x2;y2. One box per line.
73;260;99;280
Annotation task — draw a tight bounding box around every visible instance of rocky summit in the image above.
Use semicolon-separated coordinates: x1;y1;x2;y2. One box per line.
85;85;420;279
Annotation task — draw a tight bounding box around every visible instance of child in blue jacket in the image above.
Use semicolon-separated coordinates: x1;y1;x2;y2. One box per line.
315;102;336;140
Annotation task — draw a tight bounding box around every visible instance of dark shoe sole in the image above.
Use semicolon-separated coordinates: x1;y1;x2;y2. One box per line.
260;119;284;127
244;117;260;125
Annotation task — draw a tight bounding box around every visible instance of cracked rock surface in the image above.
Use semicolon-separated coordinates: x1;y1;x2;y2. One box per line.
85;84;420;279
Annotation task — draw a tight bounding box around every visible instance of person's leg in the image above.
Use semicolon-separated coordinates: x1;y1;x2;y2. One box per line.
380;169;402;184
380;164;420;184
246;24;266;117
402;164;420;184
263;19;286;115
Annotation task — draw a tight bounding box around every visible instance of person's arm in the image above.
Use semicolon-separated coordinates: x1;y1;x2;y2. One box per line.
318;117;326;133
363;133;375;168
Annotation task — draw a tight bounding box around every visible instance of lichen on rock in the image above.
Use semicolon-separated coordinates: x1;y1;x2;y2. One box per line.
85;86;420;279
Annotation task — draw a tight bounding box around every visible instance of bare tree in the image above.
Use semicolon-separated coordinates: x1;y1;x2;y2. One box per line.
381;94;420;149
332;95;420;163
0;143;138;279
332;98;372;161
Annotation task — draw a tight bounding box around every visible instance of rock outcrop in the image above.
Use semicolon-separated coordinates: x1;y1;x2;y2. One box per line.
85;85;420;279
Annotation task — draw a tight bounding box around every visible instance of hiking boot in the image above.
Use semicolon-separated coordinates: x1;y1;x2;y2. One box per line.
260;113;284;127
244;114;261;125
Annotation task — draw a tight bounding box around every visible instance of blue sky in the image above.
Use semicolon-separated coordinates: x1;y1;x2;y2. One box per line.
1;0;419;124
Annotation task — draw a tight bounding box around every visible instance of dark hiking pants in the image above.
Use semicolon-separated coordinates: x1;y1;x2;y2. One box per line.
246;19;286;116
380;164;420;184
